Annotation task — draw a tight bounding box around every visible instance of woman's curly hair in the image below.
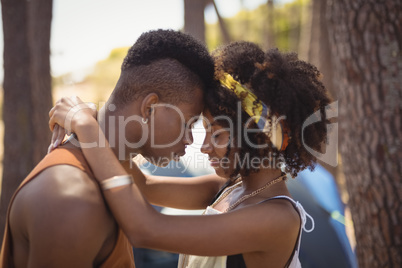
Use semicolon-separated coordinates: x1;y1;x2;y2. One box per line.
206;41;332;178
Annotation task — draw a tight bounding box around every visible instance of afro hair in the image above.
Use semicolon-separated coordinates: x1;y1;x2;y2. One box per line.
112;29;215;106
207;41;332;178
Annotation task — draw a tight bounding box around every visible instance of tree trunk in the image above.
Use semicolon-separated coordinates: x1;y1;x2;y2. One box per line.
327;0;402;267
184;0;207;43
298;0;312;61
264;0;275;49
28;0;54;163
212;0;231;44
0;0;53;246
307;0;340;180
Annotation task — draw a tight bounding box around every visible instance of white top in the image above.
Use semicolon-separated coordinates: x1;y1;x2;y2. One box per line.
178;195;314;268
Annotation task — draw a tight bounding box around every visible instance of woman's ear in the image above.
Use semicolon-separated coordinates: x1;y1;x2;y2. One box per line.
140;93;159;122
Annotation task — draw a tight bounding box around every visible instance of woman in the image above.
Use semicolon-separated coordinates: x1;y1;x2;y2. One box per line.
49;42;331;267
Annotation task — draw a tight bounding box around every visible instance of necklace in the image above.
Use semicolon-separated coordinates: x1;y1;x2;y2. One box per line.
211;173;287;213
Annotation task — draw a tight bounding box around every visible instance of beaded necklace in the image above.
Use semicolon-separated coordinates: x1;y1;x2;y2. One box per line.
211;173;287;213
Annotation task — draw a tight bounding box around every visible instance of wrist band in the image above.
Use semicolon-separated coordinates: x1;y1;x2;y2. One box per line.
101;175;134;190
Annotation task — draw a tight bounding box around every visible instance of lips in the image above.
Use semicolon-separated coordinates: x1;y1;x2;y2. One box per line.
172;152;185;162
177;151;185;157
208;157;220;168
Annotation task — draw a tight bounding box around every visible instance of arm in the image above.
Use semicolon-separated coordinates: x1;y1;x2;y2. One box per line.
56;124;297;256
49;97;299;256
122;159;225;209
10;165;115;267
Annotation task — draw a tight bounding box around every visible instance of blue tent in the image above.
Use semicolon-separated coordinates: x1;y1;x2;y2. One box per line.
286;165;357;268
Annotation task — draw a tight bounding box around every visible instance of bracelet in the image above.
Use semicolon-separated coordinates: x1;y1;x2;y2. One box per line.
101;175;134;190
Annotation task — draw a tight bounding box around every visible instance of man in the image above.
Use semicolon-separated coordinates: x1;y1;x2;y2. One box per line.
0;29;214;267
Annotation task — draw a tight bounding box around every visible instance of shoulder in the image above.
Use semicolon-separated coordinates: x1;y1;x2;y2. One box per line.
10;164;114;239
260;197;301;229
9;165;117;266
230;197;300;249
14;164;101;210
231;198;301;265
259;198;301;250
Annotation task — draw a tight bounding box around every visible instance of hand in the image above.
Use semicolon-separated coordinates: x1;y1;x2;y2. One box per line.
48;124;67;153
48;96;97;151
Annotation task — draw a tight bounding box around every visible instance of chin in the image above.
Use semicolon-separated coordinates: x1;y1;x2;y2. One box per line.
145;156;173;167
158;161;171;167
214;168;231;179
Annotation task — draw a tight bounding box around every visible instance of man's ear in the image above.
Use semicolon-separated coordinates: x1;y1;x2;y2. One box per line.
140;93;159;121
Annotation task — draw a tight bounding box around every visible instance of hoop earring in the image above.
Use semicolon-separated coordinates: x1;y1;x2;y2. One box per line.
142;117;148;124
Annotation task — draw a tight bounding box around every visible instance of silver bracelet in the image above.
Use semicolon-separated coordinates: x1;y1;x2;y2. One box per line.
101;175;134;190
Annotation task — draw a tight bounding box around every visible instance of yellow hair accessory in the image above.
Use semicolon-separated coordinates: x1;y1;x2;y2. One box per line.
219;73;289;151
219;73;268;127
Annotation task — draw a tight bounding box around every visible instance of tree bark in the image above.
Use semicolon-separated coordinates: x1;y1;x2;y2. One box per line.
28;0;53;163
307;0;340;180
297;0;312;61
0;0;53;246
184;0;207;43
264;0;276;49
327;0;402;267
212;0;231;44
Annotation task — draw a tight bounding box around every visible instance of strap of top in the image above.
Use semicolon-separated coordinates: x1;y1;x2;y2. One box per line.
258;195;315;233
258;195;315;254
258;196;314;268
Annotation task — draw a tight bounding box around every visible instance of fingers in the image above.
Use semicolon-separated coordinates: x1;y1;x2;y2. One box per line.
49;111;58;132
49;96;98;133
49;106;55;119
88;102;98;119
72;95;84;104
49;96;79;131
48;124;69;154
48;124;60;153
47;143;54;154
88;102;97;112
51;124;59;145
54;124;67;148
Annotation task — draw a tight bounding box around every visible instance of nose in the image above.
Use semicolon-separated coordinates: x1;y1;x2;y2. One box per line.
183;127;194;146
200;134;212;154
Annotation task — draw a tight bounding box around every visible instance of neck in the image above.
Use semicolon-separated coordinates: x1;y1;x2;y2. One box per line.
241;168;284;192
98;101;143;162
97;105;117;158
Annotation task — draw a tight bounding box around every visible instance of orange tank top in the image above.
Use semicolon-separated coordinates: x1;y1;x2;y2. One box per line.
0;146;135;268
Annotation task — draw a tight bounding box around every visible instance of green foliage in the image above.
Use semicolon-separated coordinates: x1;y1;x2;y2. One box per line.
52;47;128;104
206;0;310;52
85;47;128;97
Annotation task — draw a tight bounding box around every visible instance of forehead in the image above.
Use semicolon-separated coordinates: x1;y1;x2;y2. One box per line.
202;109;217;128
176;91;204;119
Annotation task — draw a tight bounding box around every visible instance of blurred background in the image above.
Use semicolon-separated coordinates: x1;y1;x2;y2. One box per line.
0;0;400;267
